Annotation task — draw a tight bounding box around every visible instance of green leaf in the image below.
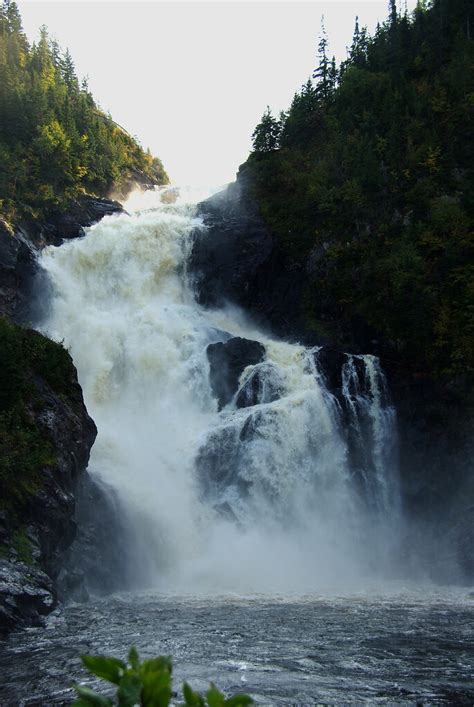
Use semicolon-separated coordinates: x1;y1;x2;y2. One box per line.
140;656;173;676
128;646;140;671
224;695;254;707
117;673;143;707
72;684;114;706
141;668;172;707
183;682;205;707
206;684;225;707
81;655;126;685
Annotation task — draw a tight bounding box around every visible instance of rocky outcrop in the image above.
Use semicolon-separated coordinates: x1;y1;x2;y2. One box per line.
207;336;266;410
19;195;124;248
0;196;123;325
190;180;310;343
57;473;136;603
0;218;38;322
0;327;97;634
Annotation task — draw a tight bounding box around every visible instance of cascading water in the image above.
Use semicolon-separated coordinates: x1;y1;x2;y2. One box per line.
38;188;401;594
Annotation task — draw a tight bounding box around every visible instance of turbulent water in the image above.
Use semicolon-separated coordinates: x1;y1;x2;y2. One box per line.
1;589;474;705
2;188;473;705
38;187;400;592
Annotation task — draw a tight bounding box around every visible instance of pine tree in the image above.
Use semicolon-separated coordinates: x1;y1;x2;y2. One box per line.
251;107;281;152
389;0;398;27
313;18;331;103
61;48;78;92
3;0;22;34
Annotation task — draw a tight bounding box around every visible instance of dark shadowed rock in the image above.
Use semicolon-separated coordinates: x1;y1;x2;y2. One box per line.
207;337;266;410
235;361;284;409
20;195;124;248
57;473;138;602
313;347;348;393
190;179;309;342
0;329;97;634
0;219;38;322
0;561;54;632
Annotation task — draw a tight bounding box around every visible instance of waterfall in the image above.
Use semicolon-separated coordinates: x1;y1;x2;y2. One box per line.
38;188;400;594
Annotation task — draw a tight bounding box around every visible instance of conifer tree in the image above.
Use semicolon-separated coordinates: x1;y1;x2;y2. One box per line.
252;107;281;152
313;18;331;103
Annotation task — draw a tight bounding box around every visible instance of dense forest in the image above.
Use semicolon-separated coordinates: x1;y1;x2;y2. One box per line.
246;0;473;378
0;0;168;222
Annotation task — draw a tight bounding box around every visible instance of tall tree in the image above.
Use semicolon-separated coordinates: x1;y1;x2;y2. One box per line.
252;107;281;152
313;18;331;103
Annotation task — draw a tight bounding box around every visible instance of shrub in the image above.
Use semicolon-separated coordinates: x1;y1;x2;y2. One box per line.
74;647;253;707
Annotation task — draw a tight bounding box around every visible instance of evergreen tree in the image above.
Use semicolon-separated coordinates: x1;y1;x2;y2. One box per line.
313;18;331;103
252;107;281;152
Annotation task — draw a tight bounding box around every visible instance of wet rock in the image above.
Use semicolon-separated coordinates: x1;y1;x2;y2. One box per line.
313;347;348;394
0;560;54;633
207;337;266;410
235;361;284;409
57;473;137;600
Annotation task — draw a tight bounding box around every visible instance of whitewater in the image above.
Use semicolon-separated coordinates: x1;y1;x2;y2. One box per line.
35;186;401;594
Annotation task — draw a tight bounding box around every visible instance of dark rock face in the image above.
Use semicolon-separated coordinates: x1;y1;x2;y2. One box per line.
392;377;474;584
0;341;97;634
0;219;38;322
313;347;348;393
20;195;124;248
0;561;54;632
190;180;309;342
207;336;266;410
57;473;137;602
0;197;123;325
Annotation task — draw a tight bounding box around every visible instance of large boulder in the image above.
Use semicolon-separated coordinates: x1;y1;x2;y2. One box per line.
207;336;266;410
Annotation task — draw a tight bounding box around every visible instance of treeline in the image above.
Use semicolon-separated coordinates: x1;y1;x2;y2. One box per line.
0;1;168;222
247;0;473;377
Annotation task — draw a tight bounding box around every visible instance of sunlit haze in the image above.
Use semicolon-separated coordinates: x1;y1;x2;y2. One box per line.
19;1;417;186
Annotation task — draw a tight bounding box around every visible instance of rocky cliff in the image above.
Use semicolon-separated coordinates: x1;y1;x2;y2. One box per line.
190;175;474;584
0;196;122;632
0;322;96;632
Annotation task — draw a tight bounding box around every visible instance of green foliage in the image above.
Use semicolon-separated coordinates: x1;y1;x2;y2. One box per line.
0;1;168;222
74;648;253;707
248;0;474;377
251;107;281;153
0;317;73;511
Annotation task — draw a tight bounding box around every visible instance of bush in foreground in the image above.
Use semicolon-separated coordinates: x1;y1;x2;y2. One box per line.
74;647;253;707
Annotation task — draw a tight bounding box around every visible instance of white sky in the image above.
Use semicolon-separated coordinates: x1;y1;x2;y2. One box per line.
18;1;417;186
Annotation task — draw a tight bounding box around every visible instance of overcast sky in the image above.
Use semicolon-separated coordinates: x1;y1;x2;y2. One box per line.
18;1;417;187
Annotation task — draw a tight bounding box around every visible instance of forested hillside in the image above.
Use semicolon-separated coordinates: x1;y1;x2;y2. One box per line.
0;0;168;222
246;0;473;377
